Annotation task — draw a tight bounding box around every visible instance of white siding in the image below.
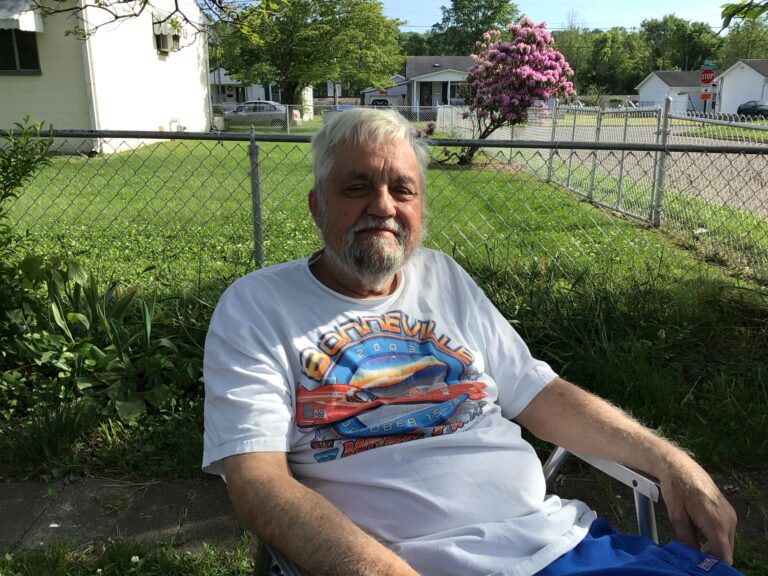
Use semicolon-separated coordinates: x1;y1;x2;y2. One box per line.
637;76;671;108
83;0;210;137
717;65;768;113
0;13;90;131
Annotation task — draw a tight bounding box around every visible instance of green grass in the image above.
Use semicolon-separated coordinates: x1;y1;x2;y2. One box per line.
537;148;768;283
679;122;768;143
0;536;255;576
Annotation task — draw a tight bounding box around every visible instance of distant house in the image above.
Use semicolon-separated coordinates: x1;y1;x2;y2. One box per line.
360;73;407;106
209;67;278;105
0;0;210;152
714;59;768;114
405;56;473;111
635;71;704;113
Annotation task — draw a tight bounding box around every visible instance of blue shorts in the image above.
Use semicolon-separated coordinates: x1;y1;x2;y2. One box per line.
535;519;743;576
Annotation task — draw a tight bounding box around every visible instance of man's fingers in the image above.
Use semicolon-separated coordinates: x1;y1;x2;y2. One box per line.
705;531;734;565
669;513;699;550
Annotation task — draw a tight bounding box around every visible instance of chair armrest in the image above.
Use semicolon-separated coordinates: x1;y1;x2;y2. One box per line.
543;446;661;542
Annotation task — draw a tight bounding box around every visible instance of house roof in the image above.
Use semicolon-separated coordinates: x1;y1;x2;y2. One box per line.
715;59;768;82
406;56;474;80
635;70;701;91
741;59;768;77
652;71;701;87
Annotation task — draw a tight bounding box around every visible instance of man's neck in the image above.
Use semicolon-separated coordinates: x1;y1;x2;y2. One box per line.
309;253;400;299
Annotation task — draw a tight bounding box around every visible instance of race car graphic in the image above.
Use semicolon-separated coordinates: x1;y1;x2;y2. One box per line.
298;315;489;462
296;381;487;428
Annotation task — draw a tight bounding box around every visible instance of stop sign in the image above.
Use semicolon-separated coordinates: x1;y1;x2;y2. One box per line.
700;69;715;84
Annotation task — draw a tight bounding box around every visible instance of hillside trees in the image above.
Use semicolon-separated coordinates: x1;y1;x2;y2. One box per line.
218;0;402;104
429;0;520;55
641;15;722;71
719;17;768;68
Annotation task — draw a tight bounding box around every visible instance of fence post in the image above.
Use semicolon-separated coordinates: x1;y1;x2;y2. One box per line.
566;107;578;189
615;107;629;210
547;100;558;182
588;108;603;202
249;128;264;267
651;98;672;227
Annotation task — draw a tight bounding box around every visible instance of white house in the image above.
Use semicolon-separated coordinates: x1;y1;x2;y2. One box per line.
360;73;407;105
0;0;211;152
405;56;473;114
209;67;285;105
635;71;704;113
714;59;768;114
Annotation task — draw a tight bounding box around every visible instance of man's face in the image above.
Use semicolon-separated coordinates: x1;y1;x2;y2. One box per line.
310;138;424;286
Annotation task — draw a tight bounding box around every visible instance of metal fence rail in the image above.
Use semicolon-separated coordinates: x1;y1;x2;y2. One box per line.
4;129;768;295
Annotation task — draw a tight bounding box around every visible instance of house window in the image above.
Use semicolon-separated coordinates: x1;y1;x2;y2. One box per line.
0;30;41;73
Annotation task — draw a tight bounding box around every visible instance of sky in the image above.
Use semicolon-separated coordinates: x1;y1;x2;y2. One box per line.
381;0;726;33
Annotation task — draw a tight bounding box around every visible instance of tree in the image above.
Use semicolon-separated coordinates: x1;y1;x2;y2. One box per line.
219;0;402;104
719;17;768;68
398;31;432;57
19;0;287;38
722;1;768;26
428;0;520;55
552;12;595;93
641;15;721;70
582;28;650;95
453;17;574;165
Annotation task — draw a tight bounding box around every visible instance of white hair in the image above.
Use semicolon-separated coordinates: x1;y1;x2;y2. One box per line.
311;108;430;199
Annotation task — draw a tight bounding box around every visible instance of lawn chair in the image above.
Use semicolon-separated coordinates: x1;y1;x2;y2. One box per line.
250;447;660;576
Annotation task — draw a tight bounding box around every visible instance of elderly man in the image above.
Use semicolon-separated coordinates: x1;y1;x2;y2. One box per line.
203;108;739;576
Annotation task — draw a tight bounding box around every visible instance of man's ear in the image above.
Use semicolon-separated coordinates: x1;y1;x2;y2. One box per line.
308;189;319;221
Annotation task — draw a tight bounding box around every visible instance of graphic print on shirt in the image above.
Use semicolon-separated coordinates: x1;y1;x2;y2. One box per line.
297;310;488;462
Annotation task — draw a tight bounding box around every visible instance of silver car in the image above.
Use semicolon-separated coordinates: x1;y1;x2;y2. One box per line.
223;100;301;128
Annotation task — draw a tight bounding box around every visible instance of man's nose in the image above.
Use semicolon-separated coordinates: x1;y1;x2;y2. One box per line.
367;187;397;217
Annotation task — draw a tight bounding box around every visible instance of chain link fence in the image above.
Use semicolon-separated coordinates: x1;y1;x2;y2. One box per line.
4;126;767;300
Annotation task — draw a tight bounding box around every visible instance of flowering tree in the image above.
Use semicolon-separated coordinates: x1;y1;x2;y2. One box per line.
454;17;575;165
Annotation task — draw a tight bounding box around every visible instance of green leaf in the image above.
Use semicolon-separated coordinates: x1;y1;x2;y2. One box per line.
108;287;138;321
142;384;171;408
67;260;88;286
49;301;74;342
115;398;146;422
75;377;99;390
20;254;44;281
66;312;90;330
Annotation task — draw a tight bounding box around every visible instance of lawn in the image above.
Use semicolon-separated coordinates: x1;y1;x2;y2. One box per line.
2;137;767;570
678;121;768;143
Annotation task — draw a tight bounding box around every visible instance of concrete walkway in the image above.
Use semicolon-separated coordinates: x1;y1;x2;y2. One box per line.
0;477;245;554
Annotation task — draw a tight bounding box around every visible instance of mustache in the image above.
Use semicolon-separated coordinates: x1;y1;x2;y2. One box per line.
349;217;406;237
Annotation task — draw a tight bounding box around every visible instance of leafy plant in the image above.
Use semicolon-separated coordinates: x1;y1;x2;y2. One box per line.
0;116;54;217
7;254;206;423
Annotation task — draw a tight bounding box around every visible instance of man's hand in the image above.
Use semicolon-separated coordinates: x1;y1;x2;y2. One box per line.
224;452;420;576
516;378;737;563
658;455;737;564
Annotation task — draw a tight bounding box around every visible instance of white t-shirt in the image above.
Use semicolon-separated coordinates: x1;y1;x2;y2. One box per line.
203;248;595;576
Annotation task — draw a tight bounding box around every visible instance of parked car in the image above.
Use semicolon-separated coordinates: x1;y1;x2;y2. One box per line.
223;101;301;128
736;100;768;117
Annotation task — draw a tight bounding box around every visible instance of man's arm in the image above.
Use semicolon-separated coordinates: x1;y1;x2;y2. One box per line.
515;377;737;564
223;452;420;576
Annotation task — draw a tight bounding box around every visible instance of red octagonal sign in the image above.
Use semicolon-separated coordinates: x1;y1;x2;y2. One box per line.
700;69;715;84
